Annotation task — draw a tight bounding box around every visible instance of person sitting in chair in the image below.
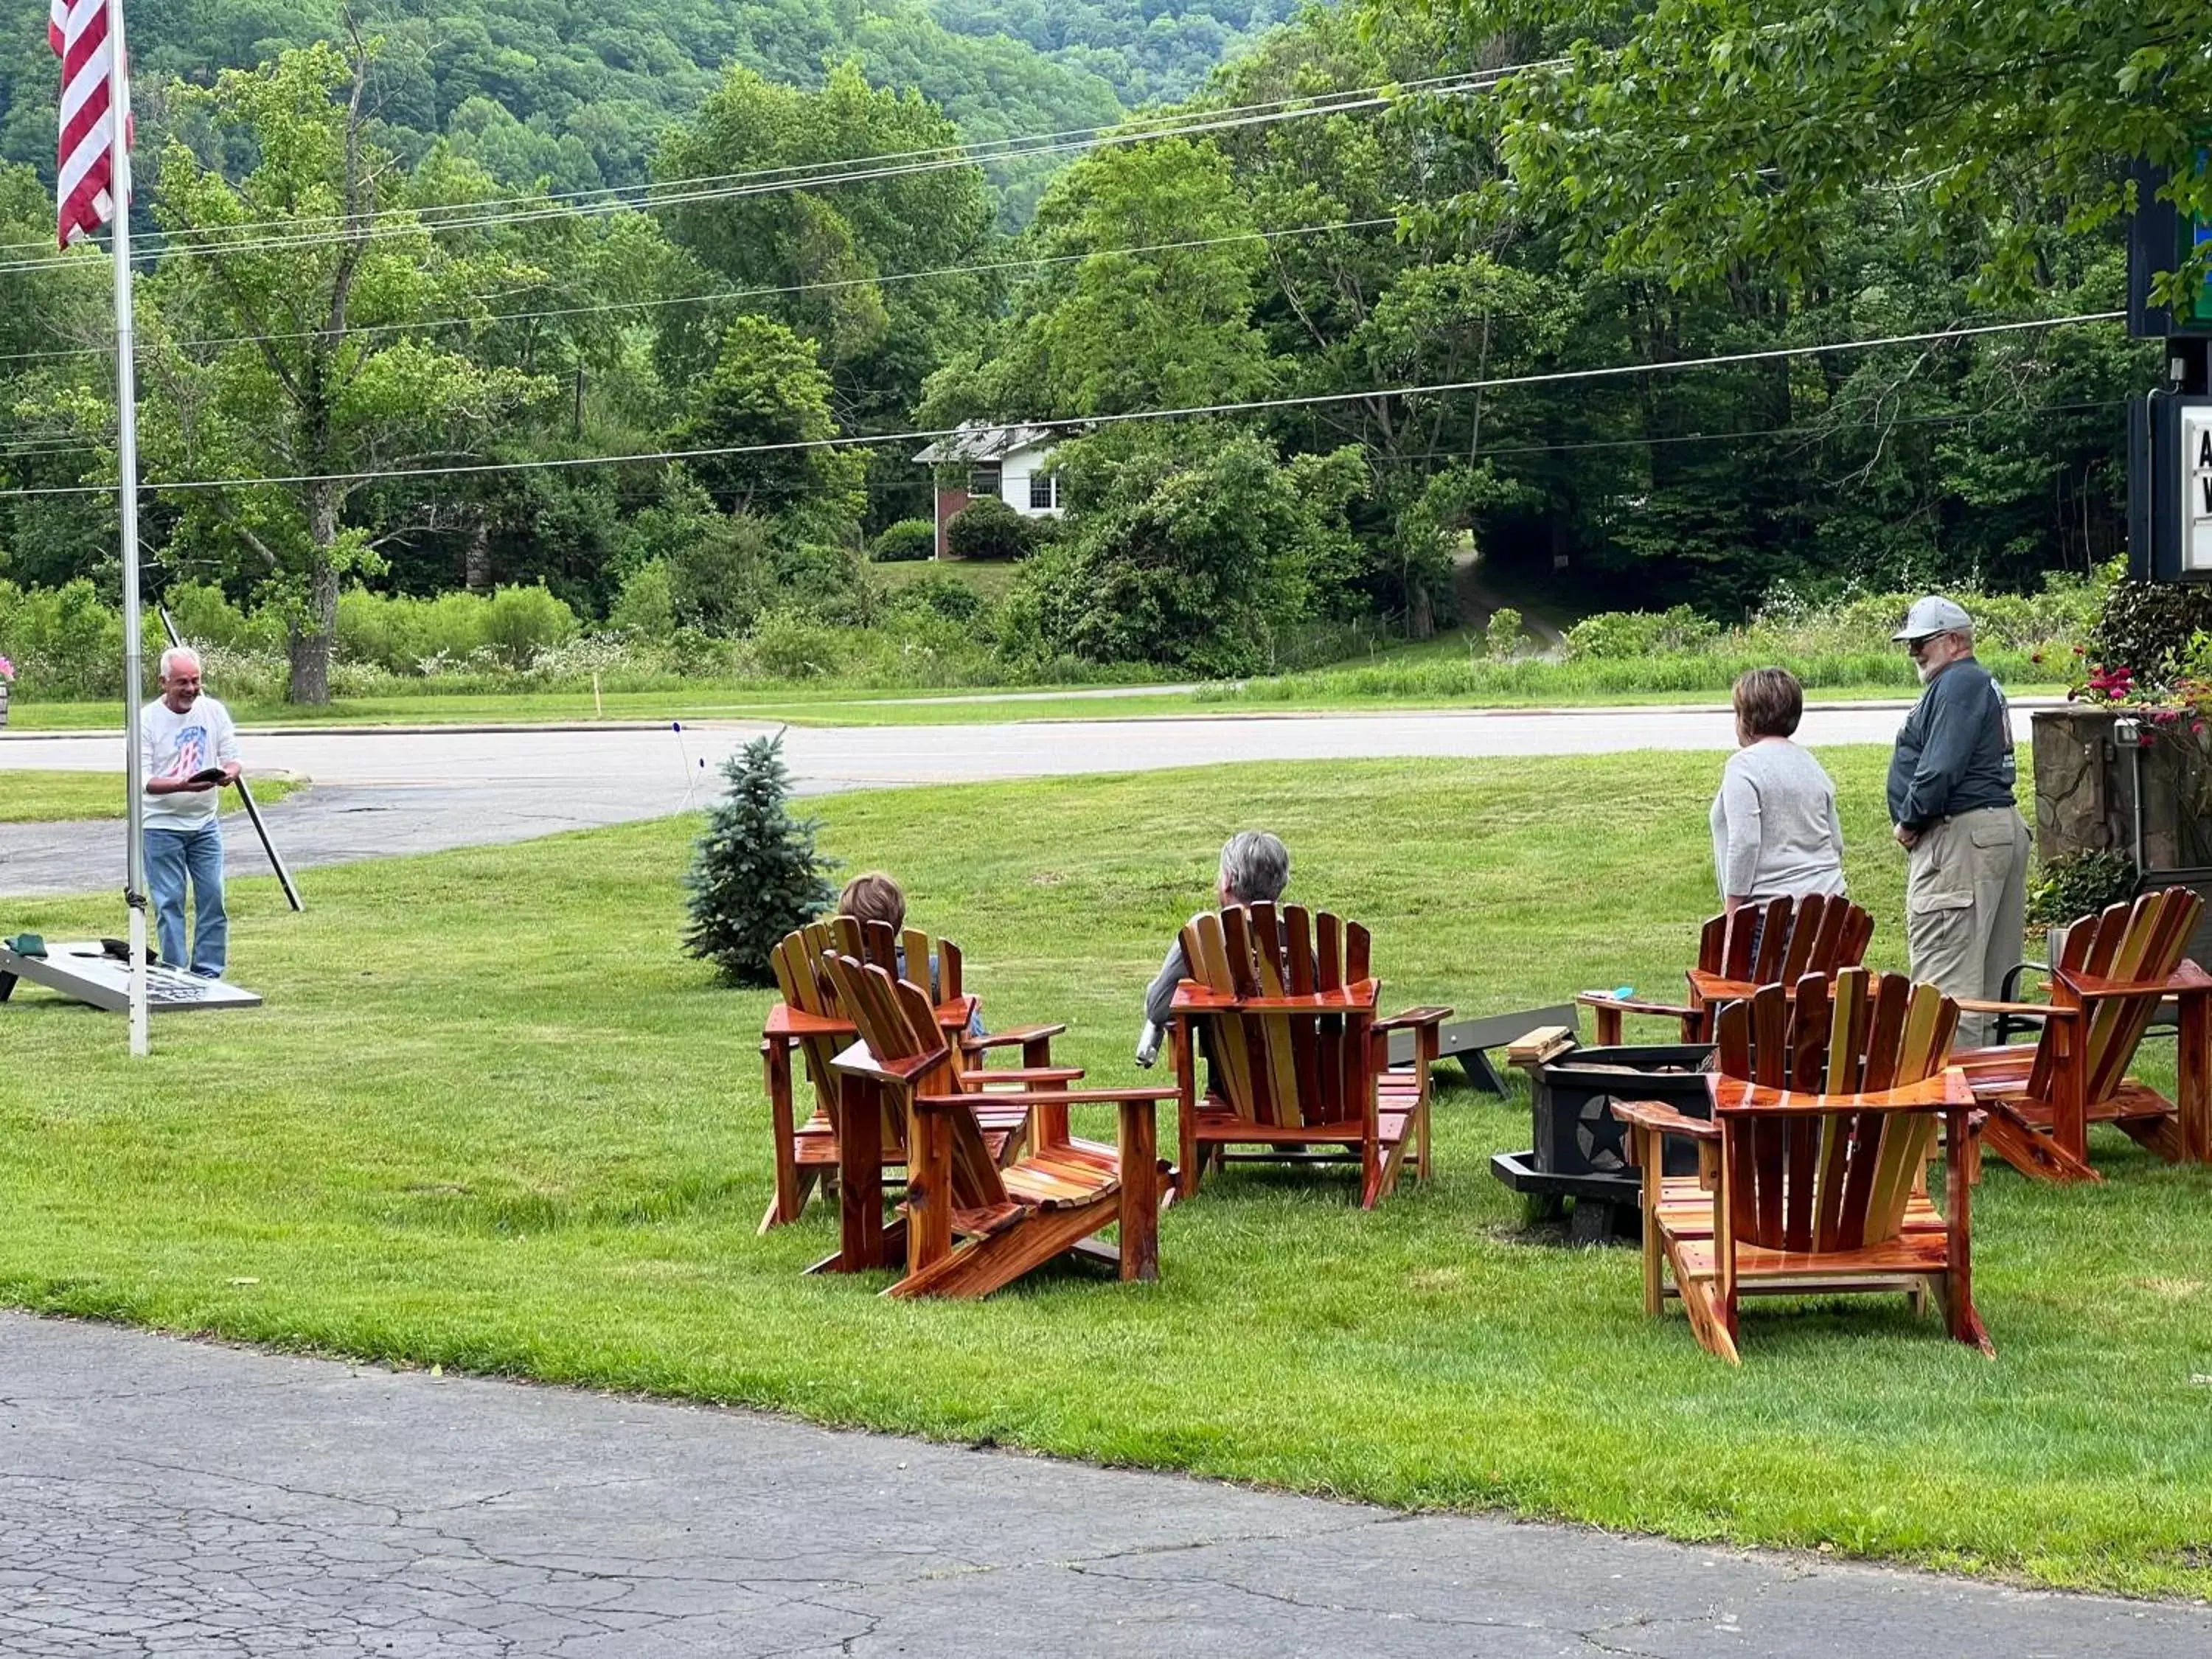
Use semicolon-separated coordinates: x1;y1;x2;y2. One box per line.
1137;830;1290;1066
837;871;981;1034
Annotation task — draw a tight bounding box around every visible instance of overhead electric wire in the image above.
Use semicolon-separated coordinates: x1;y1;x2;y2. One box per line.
0;311;2126;499
0;66;1543;267
0;213;1407;370
0;66;1537;279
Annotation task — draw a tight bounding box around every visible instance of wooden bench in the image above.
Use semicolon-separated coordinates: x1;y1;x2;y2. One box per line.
1614;968;1988;1364
1167;903;1450;1208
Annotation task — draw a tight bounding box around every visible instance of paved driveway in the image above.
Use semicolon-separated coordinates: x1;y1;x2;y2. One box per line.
3;1312;2202;1658
1;702;2024;898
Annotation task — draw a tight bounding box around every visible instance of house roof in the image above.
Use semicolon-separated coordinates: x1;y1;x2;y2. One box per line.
913;421;1060;465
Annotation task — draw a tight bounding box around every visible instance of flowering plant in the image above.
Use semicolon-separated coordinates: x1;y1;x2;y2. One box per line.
0;653;13;682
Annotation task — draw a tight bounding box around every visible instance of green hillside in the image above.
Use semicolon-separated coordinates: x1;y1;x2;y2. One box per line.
0;1;1287;216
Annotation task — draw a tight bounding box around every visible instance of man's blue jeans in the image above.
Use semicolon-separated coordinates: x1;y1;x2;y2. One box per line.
145;822;226;977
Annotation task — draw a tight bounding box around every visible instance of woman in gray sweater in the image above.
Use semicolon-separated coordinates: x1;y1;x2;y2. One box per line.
1710;668;1846;915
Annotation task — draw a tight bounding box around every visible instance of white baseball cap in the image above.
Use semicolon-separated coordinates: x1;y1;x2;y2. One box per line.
1891;594;1973;641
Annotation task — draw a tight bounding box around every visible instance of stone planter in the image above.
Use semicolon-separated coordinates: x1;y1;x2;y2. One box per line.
2031;706;2212;964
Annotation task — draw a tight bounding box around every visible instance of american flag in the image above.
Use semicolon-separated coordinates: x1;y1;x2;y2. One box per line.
50;0;131;250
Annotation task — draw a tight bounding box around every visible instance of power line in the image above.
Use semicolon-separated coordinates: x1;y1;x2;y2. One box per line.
1;69;1528;263
0;68;1534;279
0;214;1406;370
0;311;2125;499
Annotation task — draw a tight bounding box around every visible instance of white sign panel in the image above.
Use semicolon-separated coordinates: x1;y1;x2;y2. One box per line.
2187;405;2212;574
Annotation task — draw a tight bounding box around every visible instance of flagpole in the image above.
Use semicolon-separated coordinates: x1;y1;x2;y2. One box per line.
108;0;147;1057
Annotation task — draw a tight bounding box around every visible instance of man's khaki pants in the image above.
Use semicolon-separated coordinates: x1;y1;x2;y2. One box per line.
1905;804;2031;1048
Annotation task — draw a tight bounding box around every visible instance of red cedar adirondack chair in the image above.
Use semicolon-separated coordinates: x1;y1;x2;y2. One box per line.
1613;969;1989;1364
1167;902;1450;1208
821;952;1177;1298
1576;893;1874;1046
759;918;1073;1233
1953;886;2212;1184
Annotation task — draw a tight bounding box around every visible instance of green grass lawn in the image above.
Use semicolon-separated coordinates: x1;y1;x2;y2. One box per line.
872;557;1025;602
0;748;2205;1597
1;771;303;823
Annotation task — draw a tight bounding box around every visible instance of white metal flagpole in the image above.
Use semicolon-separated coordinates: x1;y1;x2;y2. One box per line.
107;0;148;1057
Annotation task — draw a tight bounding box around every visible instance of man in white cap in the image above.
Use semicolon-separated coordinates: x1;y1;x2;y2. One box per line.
1886;595;2029;1044
142;646;243;978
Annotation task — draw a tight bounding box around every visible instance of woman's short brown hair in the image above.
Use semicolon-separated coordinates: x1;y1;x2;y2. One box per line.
1733;667;1804;739
838;872;906;931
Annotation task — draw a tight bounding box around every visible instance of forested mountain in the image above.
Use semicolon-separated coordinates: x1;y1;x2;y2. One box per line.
0;1;1279;215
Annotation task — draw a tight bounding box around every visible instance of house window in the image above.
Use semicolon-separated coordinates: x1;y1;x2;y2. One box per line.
969;465;1001;498
1028;471;1060;510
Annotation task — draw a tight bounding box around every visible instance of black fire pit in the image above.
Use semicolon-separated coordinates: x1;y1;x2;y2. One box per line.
1491;1042;1714;1242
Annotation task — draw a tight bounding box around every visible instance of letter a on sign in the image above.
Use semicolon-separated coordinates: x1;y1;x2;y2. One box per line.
2201;428;2212;470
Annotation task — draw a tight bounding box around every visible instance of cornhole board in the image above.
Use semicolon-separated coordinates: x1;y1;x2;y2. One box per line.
0;940;261;1012
1385;1004;1577;1094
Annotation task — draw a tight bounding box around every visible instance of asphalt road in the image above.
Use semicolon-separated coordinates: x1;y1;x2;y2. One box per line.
1;701;2031;899
4;1312;2203;1659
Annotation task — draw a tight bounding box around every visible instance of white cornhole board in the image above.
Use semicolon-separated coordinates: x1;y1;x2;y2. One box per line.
0;940;261;1012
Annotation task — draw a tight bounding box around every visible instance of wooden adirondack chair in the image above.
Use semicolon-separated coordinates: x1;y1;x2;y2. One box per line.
1166;902;1450;1208
1578;893;1874;1046
1613;969;1989;1364
821;953;1177;1298
759;918;1071;1233
1953;886;2212;1184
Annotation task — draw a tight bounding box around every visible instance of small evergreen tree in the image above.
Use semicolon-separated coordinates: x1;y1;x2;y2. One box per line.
683;731;836;985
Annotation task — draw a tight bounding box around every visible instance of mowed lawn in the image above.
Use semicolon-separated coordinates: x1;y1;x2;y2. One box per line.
0;748;2207;1598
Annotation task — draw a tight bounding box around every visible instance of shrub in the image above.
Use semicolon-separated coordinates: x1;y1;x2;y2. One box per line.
681;731;837;987
2091;577;2212;690
609;560;676;640
870;518;936;563
1564;604;1719;659
945;496;1033;563
1483;606;1524;660
889;571;985;625
481;583;580;669
751;609;847;679
667;512;775;636
161;581;257;653
2026;850;2140;931
0;577;128;698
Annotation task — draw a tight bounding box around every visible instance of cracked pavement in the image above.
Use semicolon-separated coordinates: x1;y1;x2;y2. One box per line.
2;1313;2205;1656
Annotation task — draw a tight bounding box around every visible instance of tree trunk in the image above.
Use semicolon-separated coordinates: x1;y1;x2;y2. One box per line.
287;486;342;704
465;520;492;594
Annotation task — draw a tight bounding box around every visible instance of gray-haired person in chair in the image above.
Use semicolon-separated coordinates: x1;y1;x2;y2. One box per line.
1135;830;1290;1066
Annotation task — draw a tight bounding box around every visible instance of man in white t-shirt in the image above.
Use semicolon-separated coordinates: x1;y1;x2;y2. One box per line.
141;647;242;978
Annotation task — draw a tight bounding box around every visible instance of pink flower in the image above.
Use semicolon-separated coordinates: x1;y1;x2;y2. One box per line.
0;653;13;682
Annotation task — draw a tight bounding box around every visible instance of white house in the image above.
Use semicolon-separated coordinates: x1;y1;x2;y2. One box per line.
913;422;1064;558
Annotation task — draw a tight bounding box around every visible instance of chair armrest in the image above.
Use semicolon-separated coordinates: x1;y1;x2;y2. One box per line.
2057;959;2212;999
765;1004;852;1038
1953;998;2079;1018
961;1023;1068;1051
830;1040;941;1086
961;1067;1084;1086
1574;992;1696;1019
1376;1005;1453;1032
1610;1099;1720;1141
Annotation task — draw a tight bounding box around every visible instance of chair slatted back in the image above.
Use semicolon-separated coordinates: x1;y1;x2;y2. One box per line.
1178;902;1373;1128
818;953;1008;1210
1712;969;1957;1260
771;922;849;1096
2028;888;2204;1103
1697;894;1874;984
